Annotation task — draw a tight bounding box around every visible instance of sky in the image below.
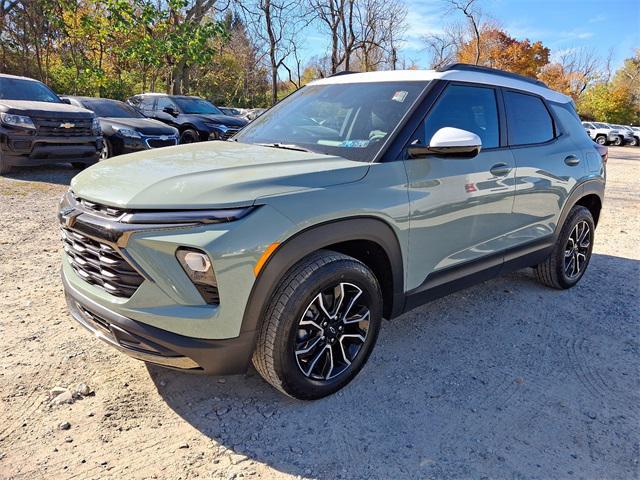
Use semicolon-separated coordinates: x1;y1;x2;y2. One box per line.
299;0;640;71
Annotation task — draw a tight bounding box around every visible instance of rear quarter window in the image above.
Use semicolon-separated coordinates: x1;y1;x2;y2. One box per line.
503;90;554;146
549;102;592;142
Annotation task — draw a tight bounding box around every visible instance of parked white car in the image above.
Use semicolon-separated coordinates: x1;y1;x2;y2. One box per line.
582;121;623;145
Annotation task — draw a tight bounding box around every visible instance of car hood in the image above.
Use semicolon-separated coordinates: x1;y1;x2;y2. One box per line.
102;117;177;135
0;100;93;117
182;113;248;127
71;141;369;209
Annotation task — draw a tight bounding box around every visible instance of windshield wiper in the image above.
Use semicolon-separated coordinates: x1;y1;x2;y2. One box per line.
256;143;312;153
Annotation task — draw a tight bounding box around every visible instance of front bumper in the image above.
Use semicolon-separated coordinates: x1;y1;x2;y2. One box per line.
63;270;255;374
1;131;101;166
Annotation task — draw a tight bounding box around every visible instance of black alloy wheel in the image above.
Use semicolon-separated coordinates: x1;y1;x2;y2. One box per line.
294;282;370;380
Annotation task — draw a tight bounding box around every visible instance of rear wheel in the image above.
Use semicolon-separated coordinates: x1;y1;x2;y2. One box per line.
534;205;595;289
612;136;623;146
180;129;199;144
253;250;382;400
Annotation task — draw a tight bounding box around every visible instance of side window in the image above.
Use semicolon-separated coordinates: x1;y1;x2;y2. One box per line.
503;91;554;145
424;84;499;149
138;96;156;113
550;103;592;141
155;97;176;112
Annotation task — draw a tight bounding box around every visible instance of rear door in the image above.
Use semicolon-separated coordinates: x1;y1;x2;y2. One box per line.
403;83;517;290
503;89;586;250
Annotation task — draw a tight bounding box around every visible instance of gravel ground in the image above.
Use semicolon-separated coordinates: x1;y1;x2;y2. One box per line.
0;147;638;480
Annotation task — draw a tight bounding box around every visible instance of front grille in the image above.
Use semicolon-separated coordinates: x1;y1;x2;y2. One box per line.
33;116;93;137
62;228;143;298
146;138;177;148
75;197;125;218
221;128;240;140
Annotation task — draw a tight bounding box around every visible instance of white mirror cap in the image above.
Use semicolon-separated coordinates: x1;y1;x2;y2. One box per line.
429;127;482;149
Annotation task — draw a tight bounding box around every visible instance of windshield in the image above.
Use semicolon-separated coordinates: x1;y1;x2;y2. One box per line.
82;99;143;118
593;123;609;128
174;97;223;115
0;77;61;103
234;81;427;162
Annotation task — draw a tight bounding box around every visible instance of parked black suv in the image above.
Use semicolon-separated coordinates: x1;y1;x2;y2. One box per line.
0;74;101;174
64;96;179;159
126;93;247;144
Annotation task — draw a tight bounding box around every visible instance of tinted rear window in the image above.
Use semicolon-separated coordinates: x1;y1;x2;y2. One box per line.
83;100;143;118
503;91;554;145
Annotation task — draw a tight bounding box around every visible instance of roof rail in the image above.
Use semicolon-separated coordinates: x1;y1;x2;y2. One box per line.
437;63;548;88
329;70;359;77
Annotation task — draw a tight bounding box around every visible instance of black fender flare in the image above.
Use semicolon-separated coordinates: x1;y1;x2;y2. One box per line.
240;217;405;340
554;178;605;239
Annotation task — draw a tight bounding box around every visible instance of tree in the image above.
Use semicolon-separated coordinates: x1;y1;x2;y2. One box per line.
457;27;549;78
578;83;636;124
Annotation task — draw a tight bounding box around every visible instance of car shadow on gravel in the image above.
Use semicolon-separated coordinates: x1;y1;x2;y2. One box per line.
4;163;80;186
150;253;639;480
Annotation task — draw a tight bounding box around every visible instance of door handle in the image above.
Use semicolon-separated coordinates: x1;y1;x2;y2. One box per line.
564;155;581;166
490;163;512;176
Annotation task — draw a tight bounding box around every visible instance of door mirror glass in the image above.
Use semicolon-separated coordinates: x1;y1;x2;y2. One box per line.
408;127;482;159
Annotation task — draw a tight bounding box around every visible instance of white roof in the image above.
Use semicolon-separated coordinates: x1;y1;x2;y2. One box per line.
0;73;41;82
309;69;572;104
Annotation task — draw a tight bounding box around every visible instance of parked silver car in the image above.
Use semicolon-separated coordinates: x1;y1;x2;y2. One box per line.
613;125;639;146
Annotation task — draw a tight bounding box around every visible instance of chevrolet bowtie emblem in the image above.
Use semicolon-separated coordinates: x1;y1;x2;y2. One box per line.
59;122;75;129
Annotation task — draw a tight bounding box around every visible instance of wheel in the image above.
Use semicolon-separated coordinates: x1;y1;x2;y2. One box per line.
252;250;382;400
613;136;623;146
0;152;11;175
595;135;606;145
630;137;639;147
100;138;112;160
180;129;199;144
534;205;595;289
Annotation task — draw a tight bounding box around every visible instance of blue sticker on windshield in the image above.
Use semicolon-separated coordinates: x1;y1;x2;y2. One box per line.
340;140;370;148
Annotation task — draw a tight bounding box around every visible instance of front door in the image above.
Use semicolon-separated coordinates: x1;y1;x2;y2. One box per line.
403;83;517;291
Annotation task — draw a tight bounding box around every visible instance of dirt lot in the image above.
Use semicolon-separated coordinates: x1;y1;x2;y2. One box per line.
1;147;639;480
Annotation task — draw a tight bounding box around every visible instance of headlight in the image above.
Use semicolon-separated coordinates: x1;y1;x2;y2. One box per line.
176;248;219;305
0;112;36;129
91;117;101;134
120;207;253;224
113;126;141;138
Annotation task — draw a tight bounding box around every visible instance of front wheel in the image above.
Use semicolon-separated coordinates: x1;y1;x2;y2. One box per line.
253;250;382;400
595;135;607;145
100;138;112;160
534;205;595;289
180;129;199;144
0;152;11;175
630;137;639;147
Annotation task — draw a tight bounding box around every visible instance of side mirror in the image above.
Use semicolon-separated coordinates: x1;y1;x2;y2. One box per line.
163;106;178;116
408;127;482;159
61;98;71;105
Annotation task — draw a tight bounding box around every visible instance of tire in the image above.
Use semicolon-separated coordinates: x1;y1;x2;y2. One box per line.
0;152;11;175
613;136;623;146
180;129;199;144
100;138;112;160
595;135;606;145
630;137;639;147
252;250;383;400
534;205;595;289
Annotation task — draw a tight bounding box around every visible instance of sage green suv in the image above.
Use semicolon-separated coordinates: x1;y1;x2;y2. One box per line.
60;64;605;399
